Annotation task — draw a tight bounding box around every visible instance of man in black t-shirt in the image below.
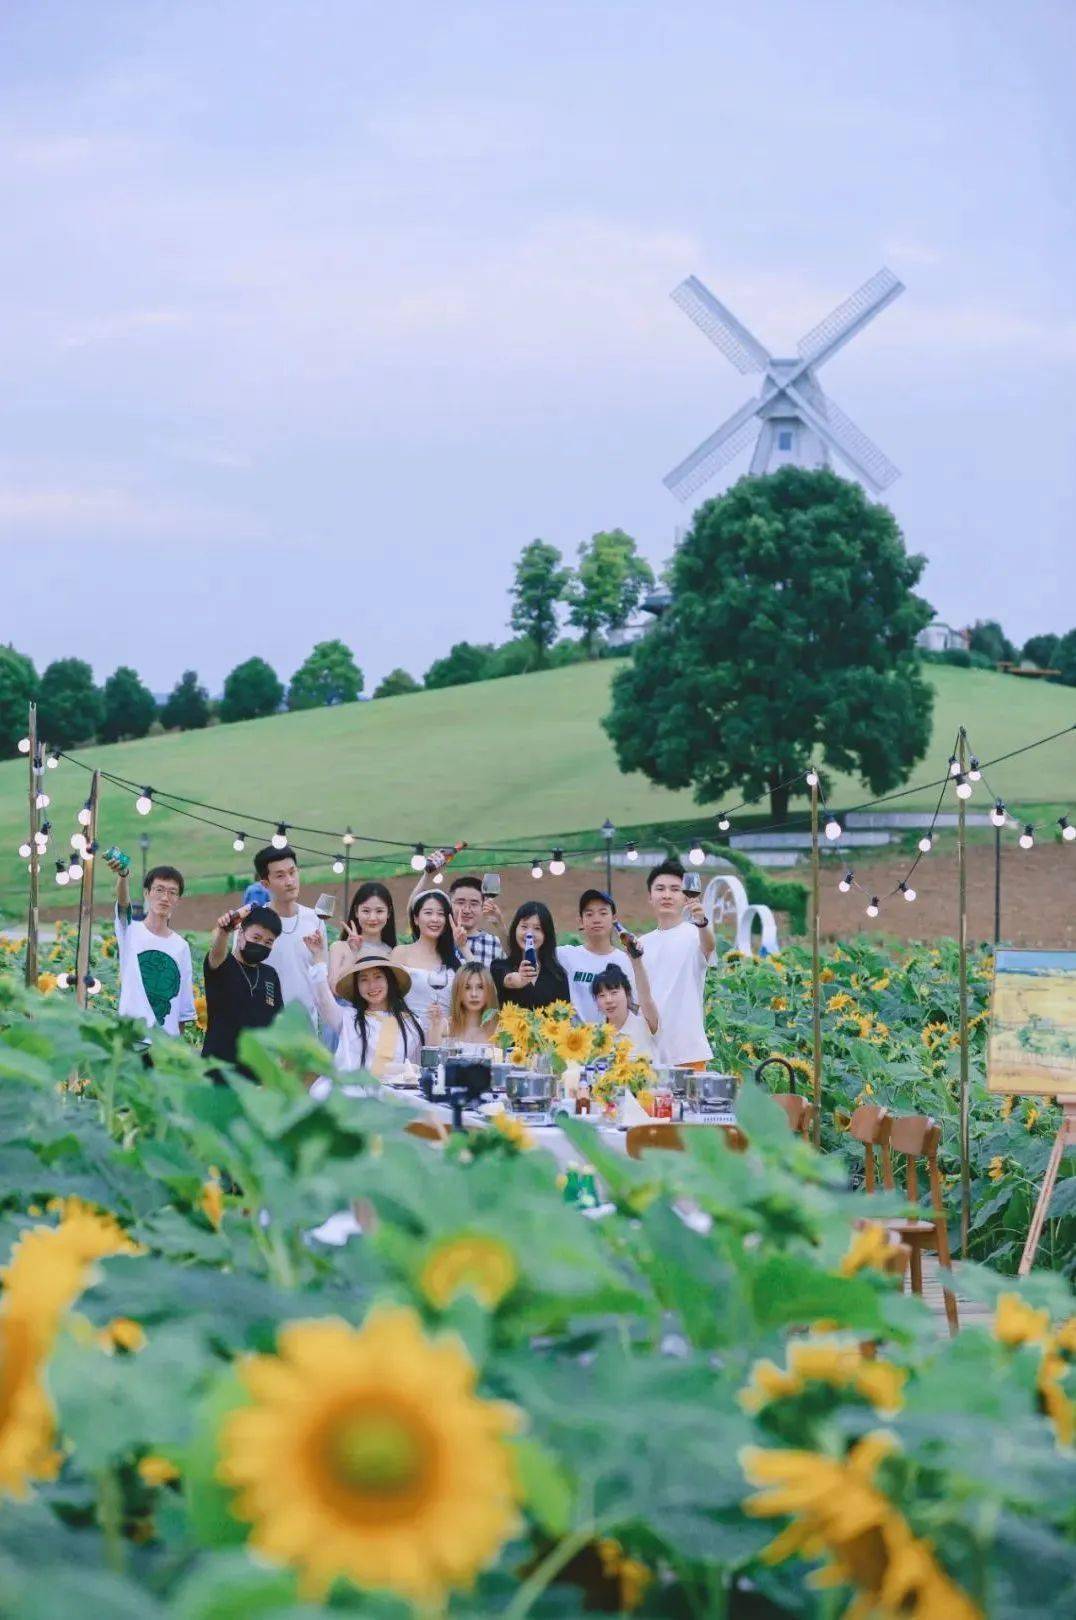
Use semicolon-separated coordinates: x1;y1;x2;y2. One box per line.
202;904;283;1080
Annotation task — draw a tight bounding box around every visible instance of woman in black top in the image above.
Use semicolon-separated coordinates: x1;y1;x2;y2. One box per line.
492;901;570;1010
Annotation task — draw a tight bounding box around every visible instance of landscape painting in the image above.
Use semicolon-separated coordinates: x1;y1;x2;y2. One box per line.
987;949;1076;1096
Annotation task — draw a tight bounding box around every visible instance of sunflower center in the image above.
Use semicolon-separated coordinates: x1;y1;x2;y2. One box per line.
327;1409;428;1498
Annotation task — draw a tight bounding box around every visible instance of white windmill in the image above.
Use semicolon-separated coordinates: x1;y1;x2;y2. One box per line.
664;267;904;502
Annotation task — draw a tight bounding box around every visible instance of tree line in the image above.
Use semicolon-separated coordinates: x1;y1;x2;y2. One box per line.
0;529;655;755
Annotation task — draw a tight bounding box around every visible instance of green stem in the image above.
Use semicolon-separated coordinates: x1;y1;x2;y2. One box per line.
503;1521;601;1620
97;1467;126;1574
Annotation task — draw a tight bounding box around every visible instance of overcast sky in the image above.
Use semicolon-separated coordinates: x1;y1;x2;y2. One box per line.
1;0;1073;692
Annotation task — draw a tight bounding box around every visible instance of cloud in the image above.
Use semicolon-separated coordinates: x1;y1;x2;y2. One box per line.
0;484;261;540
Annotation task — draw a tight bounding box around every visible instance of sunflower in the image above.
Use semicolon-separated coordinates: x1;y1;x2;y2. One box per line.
554;1024;594;1066
497;1003;534;1056
740;1338;906;1416
491;1112;534;1152
987;1155;1004;1183
218;1308;520;1603
200;1178;224;1231
770;995;789;1012
1037;1347;1074;1447
827;992;856;1014
138;1454;180;1487
194;993;208;1031
838;1221;902;1278
419;1232;519;1311
35;973;59;994
588;1022;615;1060
595;1538;652;1611
993;1294;1049;1348
741;1433;982;1619
98;1317;146;1354
0;1317;58;1497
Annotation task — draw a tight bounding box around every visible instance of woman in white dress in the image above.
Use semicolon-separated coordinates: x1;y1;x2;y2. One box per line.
305;936;424;1079
590;961;659;1061
391;889;470;1028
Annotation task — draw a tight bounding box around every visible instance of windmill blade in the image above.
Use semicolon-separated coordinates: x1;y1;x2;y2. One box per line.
797;267;903;369
663;397;761;502
671;276;770;375
786;381;900;492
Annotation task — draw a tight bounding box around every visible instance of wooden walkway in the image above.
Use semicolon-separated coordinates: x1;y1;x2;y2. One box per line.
919;1255;992;1333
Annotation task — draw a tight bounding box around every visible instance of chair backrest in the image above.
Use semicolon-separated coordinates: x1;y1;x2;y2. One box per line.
881;1114;942;1211
847;1104;889;1192
773;1093;811;1137
625;1123;684;1159
406;1118;450;1144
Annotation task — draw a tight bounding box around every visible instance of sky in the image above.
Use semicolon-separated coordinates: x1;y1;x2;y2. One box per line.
1;0;1073;693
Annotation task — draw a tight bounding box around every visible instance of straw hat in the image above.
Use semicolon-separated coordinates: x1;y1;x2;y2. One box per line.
331;943;411;1000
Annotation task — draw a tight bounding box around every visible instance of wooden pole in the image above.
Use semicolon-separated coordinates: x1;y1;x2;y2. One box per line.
810;774;822;1147
24;703;40;988
74;771;101;1010
957;728;971;1257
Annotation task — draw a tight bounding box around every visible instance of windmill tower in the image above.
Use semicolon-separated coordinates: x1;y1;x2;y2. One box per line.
664;267;904;503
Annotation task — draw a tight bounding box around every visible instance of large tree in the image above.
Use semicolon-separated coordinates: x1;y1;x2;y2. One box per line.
1021;633;1059;671
1053;628;1076;687
160;669;211;731
603;468;935;820
287;639;363;710
567;529;654;655
424;642;495;690
968;619;1015;665
100;665;157;742
509;540;570;668
38;657;103;750
219;657;284;723
0;644;38;758
373;667;421;698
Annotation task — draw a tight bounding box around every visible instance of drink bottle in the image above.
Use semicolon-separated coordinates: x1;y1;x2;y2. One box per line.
523;930;539;972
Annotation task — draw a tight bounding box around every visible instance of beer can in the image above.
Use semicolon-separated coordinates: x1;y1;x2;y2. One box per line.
653;1088;674;1121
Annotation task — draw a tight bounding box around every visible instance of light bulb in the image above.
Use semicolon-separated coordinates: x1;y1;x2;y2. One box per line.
866;897;879;918
990;802;1006;828
918;835;933;854
410;843;426;872
1059;817;1075;843
34;835;48;854
68;857;82;881
56;972;70;989
968;757;981;782
17;737;30;754
71;832;86;852
45;752;59;769
342;827;355;846
18;841;31;859
331;858;345;875
824;818;842;841
55;862;69;886
1019;826;1034;850
625;842;638;862
900;882;916;902
77;804;92;826
83;842;96;861
805;769;819;787
948;756;960;777
86;975;101;996
35;792;49;810
955;776;972;800
838;872;853;893
531;860;543;879
688;841;705;865
233;834;246;852
549;848;566;876
271;824;288;851
717;815;731;832
135;790;153;815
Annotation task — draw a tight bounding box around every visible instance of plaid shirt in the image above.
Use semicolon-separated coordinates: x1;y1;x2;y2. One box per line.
464;929;506;969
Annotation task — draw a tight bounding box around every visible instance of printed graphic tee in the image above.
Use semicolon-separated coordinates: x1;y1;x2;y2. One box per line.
115;905;195;1036
556;943;636;1022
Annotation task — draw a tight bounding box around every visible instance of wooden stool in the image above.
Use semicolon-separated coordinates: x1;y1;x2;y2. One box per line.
880;1114;959;1335
406;1118;451;1144
773;1094;816;1141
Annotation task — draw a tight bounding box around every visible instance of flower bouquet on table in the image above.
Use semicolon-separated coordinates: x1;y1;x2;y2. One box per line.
493;1002;657;1118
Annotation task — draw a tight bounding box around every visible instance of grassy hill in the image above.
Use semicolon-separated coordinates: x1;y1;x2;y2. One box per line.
1;661;1072;910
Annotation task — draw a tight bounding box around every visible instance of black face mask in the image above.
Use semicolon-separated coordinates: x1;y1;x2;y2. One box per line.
240;941;272;966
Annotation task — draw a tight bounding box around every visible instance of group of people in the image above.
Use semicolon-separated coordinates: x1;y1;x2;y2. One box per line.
108;843;717;1084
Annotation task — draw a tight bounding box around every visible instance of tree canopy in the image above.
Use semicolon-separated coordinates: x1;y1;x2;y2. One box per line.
372;667;421;698
160;670;211;731
968;619;1015;665
424;642;496;690
219;657;284;724
0;644;37;758
1021;633;1059;671
38;658;103;750
509;540;569;667
100;666;157;743
603;468;935;819
567;529;654;655
287;640;363;710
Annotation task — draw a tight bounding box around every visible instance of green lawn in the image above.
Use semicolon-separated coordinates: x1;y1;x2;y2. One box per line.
1;662;1072;910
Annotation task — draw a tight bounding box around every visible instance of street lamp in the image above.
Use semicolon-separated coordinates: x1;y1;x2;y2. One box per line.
601;818;615;898
138;831;151;888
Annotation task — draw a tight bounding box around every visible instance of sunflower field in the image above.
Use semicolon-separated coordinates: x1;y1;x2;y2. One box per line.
0;947;1074;1620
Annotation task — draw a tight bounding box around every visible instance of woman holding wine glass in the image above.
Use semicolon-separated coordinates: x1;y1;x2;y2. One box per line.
427;962;500;1046
392;889;471;1028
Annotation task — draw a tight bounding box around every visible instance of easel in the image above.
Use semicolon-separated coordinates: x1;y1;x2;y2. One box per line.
1018;1095;1076;1275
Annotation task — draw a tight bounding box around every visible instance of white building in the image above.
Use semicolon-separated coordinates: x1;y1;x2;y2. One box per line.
917;619;968;654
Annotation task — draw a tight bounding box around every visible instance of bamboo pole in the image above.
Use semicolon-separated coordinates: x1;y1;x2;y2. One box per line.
810;774;822;1147
957;728;971;1257
24;703;40;988
74;771;101;1010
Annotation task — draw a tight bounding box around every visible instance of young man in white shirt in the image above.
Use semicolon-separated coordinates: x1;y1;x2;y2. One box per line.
107;856;196;1038
640;859;715;1068
556;888;637;1022
252;844;327;1029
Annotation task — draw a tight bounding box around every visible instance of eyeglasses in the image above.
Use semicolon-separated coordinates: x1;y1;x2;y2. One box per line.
148;886;180;900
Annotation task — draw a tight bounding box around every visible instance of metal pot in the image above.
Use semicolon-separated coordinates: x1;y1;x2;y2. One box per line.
685;1071;736;1110
504;1068;555;1112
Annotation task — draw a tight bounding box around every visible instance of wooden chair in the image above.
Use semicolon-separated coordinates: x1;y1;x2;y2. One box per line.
880;1114;959;1335
625;1122;748;1158
773;1094;816;1141
846;1103;889;1191
405;1118;451;1145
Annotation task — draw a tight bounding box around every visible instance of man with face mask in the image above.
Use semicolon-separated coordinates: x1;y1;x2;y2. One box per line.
202;904;283;1081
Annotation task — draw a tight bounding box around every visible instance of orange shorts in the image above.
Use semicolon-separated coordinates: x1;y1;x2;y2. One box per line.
677;1060;708;1072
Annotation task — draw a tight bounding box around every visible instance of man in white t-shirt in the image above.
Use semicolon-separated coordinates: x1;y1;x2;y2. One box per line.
107;856;196;1038
556;889;637;1022
252;844;327;1029
639;859;716;1067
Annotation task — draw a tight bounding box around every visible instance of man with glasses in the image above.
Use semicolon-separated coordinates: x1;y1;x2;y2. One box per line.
106;856;196;1037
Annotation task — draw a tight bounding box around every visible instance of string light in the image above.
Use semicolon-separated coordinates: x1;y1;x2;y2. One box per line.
410;843;427;872
955;774;973;800
899;881;916;903
271;823;289;851
85;975;101;997
688;840;705;865
68;855;83;882
990;801;1007;828
433;870;443;884
332;858;345;874
717;814;731;832
968;757;981;782
17;737;30;754
948;755;960;777
824;817;842;841
531;859;543;879
1019;825;1034;850
84;841;97;862
35;791;49;810
866;896;880;918
918;834;933;853
805;769;819;787
838;871;853;893
625;841;638;862
70;832;87;852
1060;816;1076;843
45;751;59;770
77;801;92;827
135;788;153;815
18;840;31;859
233;833;246;852
342;827;355;846
56;971;69;989
54;861;69;887
549;848;566;876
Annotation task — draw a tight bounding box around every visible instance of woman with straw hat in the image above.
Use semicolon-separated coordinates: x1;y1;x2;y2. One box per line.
305;933;425;1080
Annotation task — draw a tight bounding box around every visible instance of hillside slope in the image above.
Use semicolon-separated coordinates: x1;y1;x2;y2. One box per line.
1;662;1072;903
